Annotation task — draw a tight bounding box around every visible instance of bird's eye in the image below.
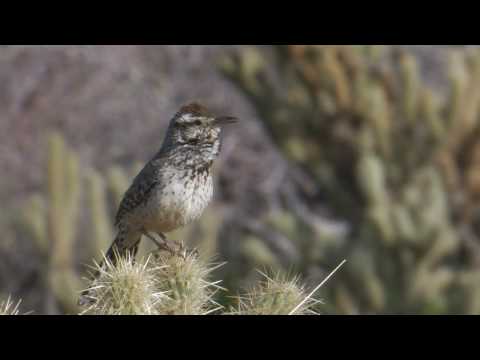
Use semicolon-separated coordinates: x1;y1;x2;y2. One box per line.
194;120;202;126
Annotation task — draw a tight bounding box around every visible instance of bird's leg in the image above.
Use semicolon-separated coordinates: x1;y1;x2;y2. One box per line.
143;230;198;259
179;239;199;258
141;230;176;256
159;232;187;258
156;232;197;259
172;237;199;259
176;239;198;259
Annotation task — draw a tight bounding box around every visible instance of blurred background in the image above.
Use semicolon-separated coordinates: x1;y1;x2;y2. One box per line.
2;45;480;315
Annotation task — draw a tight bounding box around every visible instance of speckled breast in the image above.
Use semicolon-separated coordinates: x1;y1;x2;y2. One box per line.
143;168;214;233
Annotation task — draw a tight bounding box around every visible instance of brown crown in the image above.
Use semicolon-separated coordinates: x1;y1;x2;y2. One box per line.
177;102;211;118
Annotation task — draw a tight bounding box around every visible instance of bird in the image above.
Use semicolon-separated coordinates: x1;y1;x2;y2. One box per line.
79;102;236;305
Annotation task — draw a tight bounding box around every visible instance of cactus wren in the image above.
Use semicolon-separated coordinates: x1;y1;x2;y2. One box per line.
80;102;236;304
109;102;235;259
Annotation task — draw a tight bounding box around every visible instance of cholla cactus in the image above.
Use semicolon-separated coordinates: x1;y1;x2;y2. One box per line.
232;259;345;315
233;272;318;315
0;296;22;315
152;252;224;315
80;253;166;315
79;250;337;315
80;250;225;315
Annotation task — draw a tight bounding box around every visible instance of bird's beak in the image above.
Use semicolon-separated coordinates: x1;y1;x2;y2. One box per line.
213;116;237;126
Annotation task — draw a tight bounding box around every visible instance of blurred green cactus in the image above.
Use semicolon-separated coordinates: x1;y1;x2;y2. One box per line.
220;45;480;314
15;132;136;313
85;169;115;258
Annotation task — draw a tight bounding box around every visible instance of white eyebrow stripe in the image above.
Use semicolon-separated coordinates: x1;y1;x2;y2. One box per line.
179;114;204;122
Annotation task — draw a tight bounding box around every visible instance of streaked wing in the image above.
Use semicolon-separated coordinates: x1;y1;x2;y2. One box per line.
114;160;162;227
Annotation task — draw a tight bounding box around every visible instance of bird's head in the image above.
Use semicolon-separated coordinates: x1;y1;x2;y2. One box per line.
166;102;237;149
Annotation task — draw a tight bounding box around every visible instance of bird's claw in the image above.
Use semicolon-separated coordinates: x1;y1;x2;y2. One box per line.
175;240;187;259
174;241;199;259
152;239;198;260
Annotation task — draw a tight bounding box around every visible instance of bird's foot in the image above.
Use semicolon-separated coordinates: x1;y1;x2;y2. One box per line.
174;240;199;260
143;230;177;256
160;241;178;257
146;232;198;260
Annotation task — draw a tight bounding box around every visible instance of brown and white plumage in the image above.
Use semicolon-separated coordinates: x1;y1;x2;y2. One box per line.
80;102;236;304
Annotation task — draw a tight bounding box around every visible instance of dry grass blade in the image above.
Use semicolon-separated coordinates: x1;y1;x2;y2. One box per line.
289;259;347;315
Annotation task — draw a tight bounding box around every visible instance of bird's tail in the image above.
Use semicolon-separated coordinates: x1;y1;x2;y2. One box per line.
78;230;141;306
102;237;140;268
